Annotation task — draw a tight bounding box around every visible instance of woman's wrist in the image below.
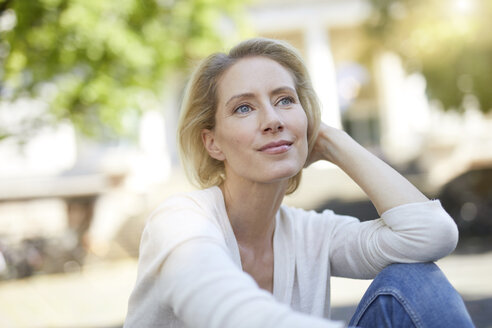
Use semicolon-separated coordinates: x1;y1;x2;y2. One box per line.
314;124;356;166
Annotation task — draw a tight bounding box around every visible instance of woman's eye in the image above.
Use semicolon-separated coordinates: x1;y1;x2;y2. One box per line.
278;97;293;106
234;104;252;114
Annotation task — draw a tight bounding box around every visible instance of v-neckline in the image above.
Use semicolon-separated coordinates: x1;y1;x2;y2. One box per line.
213;186;285;299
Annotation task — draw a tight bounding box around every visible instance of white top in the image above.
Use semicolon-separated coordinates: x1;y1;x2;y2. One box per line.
124;186;458;328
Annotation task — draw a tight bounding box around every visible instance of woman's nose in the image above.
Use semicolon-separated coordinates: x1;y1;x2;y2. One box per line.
261;105;284;133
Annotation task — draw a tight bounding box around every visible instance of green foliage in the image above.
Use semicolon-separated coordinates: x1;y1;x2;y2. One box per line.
0;0;245;140
365;0;492;112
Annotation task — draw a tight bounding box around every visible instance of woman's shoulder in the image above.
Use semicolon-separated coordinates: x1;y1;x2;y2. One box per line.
143;186;226;235
278;204;361;233
141;186;227;249
151;186;223;218
278;204;337;223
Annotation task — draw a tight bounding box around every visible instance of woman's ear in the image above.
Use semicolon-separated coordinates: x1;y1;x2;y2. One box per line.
202;129;225;161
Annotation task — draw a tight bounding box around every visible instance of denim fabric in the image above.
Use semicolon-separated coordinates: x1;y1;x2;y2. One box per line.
348;263;475;328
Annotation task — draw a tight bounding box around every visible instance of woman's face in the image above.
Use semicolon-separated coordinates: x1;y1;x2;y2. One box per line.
202;56;308;187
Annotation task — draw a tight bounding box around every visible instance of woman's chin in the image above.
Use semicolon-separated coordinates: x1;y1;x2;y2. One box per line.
225;160;304;186
265;165;302;182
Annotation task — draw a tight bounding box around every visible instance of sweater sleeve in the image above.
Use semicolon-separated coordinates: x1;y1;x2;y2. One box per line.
329;200;459;279
124;198;345;328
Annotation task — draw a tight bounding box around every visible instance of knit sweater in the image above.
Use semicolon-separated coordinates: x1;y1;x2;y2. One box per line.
124;186;458;328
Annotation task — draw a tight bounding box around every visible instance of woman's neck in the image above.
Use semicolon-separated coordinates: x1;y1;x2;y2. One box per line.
220;179;287;249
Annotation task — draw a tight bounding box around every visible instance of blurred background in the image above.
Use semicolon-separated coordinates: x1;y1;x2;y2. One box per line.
1;0;491;327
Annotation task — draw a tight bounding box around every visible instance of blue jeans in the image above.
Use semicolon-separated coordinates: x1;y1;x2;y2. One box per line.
348;262;475;328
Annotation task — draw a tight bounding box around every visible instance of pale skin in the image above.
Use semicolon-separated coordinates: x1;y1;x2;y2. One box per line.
202;56;428;293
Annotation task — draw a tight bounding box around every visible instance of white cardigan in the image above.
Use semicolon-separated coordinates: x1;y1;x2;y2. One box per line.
124;186;458;328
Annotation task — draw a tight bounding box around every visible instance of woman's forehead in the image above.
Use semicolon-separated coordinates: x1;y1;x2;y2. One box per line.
217;56;296;104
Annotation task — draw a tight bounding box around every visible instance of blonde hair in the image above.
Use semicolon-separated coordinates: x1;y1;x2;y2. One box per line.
178;38;321;194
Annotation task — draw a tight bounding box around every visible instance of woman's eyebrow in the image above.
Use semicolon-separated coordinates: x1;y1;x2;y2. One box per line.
225;92;255;107
224;86;297;107
270;86;296;96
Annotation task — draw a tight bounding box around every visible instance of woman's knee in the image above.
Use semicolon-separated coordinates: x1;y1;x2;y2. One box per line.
372;262;470;316
349;262;475;328
372;262;445;292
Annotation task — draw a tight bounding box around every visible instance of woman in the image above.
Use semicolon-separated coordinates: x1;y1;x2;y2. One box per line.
124;38;474;327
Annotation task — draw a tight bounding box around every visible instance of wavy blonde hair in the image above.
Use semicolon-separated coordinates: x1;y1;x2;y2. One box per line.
178;38;321;194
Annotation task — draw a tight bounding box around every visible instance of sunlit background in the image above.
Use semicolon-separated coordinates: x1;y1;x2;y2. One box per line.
1;0;491;327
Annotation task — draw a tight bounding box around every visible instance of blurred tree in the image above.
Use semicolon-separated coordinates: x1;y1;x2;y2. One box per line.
0;0;245;140
365;0;492;113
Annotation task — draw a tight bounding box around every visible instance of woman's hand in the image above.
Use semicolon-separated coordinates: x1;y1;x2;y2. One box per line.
305;122;428;215
305;123;349;167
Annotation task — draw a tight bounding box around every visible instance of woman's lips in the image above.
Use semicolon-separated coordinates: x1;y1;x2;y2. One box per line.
258;140;293;154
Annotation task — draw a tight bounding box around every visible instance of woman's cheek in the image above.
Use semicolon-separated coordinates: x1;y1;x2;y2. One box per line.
292;108;308;136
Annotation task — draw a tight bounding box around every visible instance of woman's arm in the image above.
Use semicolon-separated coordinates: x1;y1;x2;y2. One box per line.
305;124;458;277
327;201;458;278
307;123;428;215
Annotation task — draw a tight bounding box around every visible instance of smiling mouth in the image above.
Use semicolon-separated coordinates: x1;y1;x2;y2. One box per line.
258;141;293;154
